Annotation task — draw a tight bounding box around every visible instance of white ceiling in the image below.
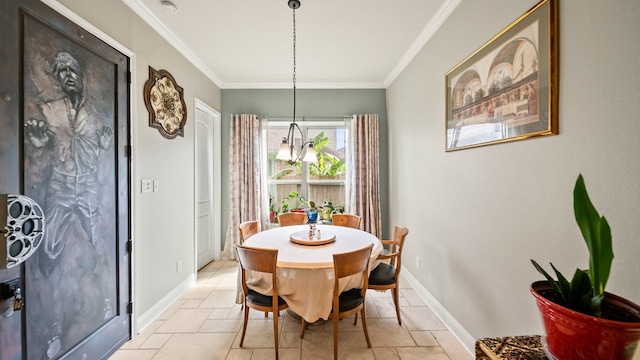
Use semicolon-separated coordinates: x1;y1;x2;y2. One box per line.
124;0;461;89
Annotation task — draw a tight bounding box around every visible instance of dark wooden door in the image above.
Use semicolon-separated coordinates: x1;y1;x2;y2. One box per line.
0;0;131;358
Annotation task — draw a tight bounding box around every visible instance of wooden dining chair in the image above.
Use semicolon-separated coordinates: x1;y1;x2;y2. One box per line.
331;213;361;229
235;245;288;360
277;212;306;226
300;244;373;360
367;225;409;325
238;220;259;244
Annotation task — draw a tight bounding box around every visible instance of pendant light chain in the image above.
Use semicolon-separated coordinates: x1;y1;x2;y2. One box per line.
277;0;317;164
292;7;297;123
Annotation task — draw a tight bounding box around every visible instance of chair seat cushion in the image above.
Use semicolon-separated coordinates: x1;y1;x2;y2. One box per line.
338;288;364;312
246;289;287;307
369;263;397;286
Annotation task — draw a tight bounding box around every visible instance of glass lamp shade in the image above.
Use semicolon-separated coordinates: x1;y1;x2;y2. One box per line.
276;138;292;161
302;142;317;162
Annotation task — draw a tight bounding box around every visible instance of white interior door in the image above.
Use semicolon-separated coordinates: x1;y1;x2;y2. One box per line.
195;100;221;269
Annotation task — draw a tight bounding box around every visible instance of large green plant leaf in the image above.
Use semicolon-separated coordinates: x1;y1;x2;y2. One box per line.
573;174;613;305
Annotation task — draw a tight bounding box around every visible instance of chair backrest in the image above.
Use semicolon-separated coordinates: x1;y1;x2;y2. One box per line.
277;212;306;226
235;244;279;295
238;221;259;244
333;244;373;289
389;225;409;269
331;214;361;229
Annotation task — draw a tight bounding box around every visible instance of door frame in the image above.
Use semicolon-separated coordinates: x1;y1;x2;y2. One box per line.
41;0;139;337
194;98;221;271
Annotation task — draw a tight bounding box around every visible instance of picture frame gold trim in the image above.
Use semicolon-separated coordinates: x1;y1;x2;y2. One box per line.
445;0;558;151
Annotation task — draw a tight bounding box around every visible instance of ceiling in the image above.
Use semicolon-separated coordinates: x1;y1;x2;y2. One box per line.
124;0;461;89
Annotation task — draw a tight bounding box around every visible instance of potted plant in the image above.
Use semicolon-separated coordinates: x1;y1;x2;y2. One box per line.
530;174;640;360
306;201;318;223
320;199;334;221
281;191;307;213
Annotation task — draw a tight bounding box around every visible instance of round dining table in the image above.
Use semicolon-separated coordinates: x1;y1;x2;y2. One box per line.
240;224;383;323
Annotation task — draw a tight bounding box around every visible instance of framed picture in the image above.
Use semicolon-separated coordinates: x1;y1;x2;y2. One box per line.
143;67;187;139
445;0;558;151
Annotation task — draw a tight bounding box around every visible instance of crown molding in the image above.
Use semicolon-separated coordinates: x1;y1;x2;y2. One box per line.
221;81;386;90
122;0;223;87
383;0;462;87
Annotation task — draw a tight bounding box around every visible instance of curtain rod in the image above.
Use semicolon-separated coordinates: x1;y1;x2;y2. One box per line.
262;116;352;121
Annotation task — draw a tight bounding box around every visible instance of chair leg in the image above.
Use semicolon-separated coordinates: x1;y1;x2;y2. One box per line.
360;308;372;348
333;313;340;360
392;287;402;325
353;311;358;325
273;308;280;360
239;301;249;347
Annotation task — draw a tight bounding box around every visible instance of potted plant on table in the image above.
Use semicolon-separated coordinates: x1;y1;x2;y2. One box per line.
530;174;640;360
306;201;318;224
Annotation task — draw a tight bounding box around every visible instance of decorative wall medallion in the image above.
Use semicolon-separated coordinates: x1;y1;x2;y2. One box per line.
143;67;187;139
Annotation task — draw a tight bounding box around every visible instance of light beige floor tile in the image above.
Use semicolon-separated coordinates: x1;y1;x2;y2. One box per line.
138;333;172;349
118;320;164;349
152;333;235;360
372;347;400;359
366;318;415;347
372;296;408;319
157;299;186;320
401;306;447;331
199;318;243;333
182;284;215;299
180;299;203;308
402;288;427;306
232;318;285;349
396;346;451;360
196;271;214;282
279;330;303;349
215;277;240;290
110;260;472;360
156;308;212;333
108;349;157;360
200;260;223;272
224;348;253;360
200;290;238;308
410;330;440;346
251;347;300;360
432;330;474;360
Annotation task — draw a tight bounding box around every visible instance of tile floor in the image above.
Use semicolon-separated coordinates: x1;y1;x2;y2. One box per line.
110;260;473;360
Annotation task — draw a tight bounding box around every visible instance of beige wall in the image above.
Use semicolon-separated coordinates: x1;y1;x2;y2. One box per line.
55;0;221;325
387;0;640;351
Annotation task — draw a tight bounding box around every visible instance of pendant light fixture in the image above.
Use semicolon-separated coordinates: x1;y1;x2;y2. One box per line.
276;0;318;165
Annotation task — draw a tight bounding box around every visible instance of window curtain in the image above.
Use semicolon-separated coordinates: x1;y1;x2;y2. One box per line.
222;114;268;259
347;114;382;237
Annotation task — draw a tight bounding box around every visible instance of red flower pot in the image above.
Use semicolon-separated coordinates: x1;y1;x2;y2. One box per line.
531;281;640;360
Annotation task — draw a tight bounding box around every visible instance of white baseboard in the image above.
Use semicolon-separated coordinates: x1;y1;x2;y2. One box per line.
134;274;196;334
401;266;475;356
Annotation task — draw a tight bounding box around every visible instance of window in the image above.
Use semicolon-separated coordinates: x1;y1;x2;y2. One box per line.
266;121;347;218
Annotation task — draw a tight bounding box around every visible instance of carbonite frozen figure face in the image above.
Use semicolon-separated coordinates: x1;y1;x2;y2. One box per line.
51;51;84;96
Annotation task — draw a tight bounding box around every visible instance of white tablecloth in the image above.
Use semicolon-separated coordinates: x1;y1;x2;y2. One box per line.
240;224;382;322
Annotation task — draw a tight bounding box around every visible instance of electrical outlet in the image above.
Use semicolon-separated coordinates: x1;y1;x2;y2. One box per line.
141;179;152;193
416;256;420;269
153;180;160;192
176;260;182;273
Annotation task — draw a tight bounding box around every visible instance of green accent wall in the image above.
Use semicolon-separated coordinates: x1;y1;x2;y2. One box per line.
221;89;389;245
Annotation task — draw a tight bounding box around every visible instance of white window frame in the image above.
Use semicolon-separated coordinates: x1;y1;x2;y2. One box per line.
267;120;348;205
